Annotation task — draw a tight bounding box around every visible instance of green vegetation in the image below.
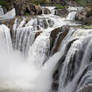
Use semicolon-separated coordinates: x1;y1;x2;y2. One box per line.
75;0;92;6
33;0;49;5
56;4;64;9
0;0;8;8
82;25;92;29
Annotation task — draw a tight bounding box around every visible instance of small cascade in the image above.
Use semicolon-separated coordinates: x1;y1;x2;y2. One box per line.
66;7;83;21
0;5;4;15
0;24;12;53
28;31;50;66
66;11;77;20
0;8;15;21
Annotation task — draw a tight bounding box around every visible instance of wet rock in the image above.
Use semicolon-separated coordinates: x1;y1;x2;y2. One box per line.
50;25;70;55
55;8;68;17
79;85;92;92
42;8;51;14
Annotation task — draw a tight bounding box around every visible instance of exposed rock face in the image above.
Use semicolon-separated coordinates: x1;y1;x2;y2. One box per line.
50;25;70;55
8;0;42;15
75;7;92;25
55;8;68;17
79;85;92;92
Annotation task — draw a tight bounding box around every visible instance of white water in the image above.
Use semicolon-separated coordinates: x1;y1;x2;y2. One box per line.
0;8;15;21
0;5;4;15
1;6;92;92
66;6;83;20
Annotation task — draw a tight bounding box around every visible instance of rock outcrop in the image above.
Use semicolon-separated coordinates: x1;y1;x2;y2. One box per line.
50;25;70;55
55;8;68;17
7;0;42;15
75;7;92;25
79;85;92;92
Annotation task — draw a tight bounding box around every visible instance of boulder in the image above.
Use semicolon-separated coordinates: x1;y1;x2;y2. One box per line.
7;0;42;15
75;7;92;25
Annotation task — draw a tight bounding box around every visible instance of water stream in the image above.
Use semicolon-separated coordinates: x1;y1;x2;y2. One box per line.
0;6;91;92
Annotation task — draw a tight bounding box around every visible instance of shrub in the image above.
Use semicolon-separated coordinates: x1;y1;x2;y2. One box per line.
56;4;64;9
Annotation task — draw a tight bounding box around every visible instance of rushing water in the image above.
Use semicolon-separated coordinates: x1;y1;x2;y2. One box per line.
0;6;92;92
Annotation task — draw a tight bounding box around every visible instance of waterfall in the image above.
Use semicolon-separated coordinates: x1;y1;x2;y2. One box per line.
1;6;92;92
66;6;83;21
0;8;16;21
0;24;12;53
0;5;4;15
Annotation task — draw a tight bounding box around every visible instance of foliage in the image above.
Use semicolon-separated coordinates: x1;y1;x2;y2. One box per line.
56;4;64;9
33;0;48;5
0;0;8;8
75;0;92;6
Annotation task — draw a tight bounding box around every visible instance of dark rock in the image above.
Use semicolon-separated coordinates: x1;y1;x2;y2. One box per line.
43;8;51;14
55;8;68;17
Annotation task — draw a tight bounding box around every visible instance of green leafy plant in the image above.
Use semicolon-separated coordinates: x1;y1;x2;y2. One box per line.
56;4;64;9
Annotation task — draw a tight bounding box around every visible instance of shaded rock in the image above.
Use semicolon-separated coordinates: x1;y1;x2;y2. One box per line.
55;8;68;17
42;8;51;14
35;31;42;39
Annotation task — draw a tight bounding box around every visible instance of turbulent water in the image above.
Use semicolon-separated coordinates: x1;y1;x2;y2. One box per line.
0;6;92;92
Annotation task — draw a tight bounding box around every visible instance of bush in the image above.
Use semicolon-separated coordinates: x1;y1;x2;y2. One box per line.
56;4;64;9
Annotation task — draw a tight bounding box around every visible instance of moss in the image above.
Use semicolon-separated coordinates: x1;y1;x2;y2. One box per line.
56;4;64;9
33;0;48;5
0;0;8;8
82;25;92;29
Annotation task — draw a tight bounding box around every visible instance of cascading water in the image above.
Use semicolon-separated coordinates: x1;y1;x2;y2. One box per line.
66;6;83;20
0;6;92;92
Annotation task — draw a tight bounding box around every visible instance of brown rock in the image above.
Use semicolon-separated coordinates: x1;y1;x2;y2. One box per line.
79;85;92;92
50;25;70;55
55;8;68;17
75;7;92;25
